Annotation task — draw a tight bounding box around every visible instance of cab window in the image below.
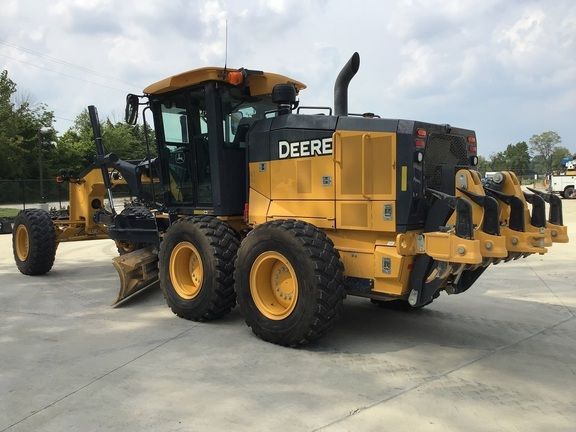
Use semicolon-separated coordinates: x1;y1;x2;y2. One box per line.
220;88;276;148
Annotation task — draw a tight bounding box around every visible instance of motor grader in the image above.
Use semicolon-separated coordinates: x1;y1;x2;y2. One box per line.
13;53;569;346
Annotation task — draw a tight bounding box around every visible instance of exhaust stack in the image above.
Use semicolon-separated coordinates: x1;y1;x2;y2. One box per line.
334;52;360;116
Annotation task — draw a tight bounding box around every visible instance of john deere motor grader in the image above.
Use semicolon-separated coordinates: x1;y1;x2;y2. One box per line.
15;52;569;346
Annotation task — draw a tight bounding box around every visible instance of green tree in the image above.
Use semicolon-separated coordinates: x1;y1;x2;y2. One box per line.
489;151;507;171
0;70;55;180
502;141;531;174
51;109;156;176
529;131;561;174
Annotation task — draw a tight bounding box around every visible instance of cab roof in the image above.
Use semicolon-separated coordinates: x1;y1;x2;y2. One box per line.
143;67;306;96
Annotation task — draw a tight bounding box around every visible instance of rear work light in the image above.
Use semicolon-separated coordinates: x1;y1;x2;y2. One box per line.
416;128;427;138
415;139;426;149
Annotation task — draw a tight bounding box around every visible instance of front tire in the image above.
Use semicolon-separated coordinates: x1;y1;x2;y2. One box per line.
12;209;57;275
159;216;239;321
235;220;345;346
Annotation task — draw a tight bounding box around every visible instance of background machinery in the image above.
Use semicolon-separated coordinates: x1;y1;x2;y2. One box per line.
11;120;159;305
13;53;569;345
548;156;576;199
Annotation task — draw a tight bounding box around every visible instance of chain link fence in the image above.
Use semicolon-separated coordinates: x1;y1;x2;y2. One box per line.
0;179;134;209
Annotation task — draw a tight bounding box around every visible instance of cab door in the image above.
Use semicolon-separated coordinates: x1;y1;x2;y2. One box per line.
156;88;213;209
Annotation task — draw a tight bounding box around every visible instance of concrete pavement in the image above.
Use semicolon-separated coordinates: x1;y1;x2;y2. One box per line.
1;201;575;431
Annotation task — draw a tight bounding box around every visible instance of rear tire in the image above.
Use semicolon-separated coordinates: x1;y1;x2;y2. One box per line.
159;216;239;321
235;220;345;346
563;186;574;199
12;209;57;275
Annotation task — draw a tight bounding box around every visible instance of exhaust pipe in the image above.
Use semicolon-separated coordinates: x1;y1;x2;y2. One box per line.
334;52;360;116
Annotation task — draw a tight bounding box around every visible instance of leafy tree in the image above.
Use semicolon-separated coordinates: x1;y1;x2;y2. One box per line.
50;110;156;176
529;131;561;174
489;151;507;171
0;70;55;180
503;141;531;174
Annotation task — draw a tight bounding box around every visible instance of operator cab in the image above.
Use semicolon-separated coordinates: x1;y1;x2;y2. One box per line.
135;67;305;216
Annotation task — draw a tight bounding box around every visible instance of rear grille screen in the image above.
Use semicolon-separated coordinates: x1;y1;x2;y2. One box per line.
424;134;468;193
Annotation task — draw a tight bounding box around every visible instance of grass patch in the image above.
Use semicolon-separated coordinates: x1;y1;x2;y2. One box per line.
0;208;20;218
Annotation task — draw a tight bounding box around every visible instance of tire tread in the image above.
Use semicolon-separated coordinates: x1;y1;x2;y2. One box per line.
236;219;345;346
13;209;57;275
160;216;239;321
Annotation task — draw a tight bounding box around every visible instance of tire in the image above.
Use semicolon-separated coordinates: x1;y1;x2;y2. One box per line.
563;186;574;199
159;216;239;321
12;209;57;275
234;220;345;346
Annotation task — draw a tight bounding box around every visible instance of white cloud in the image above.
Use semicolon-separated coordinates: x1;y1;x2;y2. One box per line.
0;0;574;155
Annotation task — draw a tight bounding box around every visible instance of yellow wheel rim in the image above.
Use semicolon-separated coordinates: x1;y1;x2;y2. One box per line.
15;225;30;261
250;251;298;320
169;241;204;299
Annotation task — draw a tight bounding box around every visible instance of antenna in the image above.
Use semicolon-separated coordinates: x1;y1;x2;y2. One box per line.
224;19;229;72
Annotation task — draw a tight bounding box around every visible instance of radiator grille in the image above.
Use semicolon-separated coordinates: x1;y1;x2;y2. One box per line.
424;134;468;193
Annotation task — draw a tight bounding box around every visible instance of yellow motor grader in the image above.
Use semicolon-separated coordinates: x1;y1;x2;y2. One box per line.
13;53;569;345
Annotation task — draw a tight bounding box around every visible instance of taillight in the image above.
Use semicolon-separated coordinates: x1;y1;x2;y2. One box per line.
467;135;477;154
414;129;426;163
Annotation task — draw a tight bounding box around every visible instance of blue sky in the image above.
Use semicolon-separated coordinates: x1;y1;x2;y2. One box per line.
1;0;574;157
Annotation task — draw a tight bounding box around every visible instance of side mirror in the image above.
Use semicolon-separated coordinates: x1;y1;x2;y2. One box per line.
125;94;139;125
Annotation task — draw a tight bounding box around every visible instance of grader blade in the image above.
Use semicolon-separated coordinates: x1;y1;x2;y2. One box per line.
112;246;159;307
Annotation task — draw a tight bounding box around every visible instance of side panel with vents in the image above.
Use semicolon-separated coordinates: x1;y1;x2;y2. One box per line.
334;130;397;232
